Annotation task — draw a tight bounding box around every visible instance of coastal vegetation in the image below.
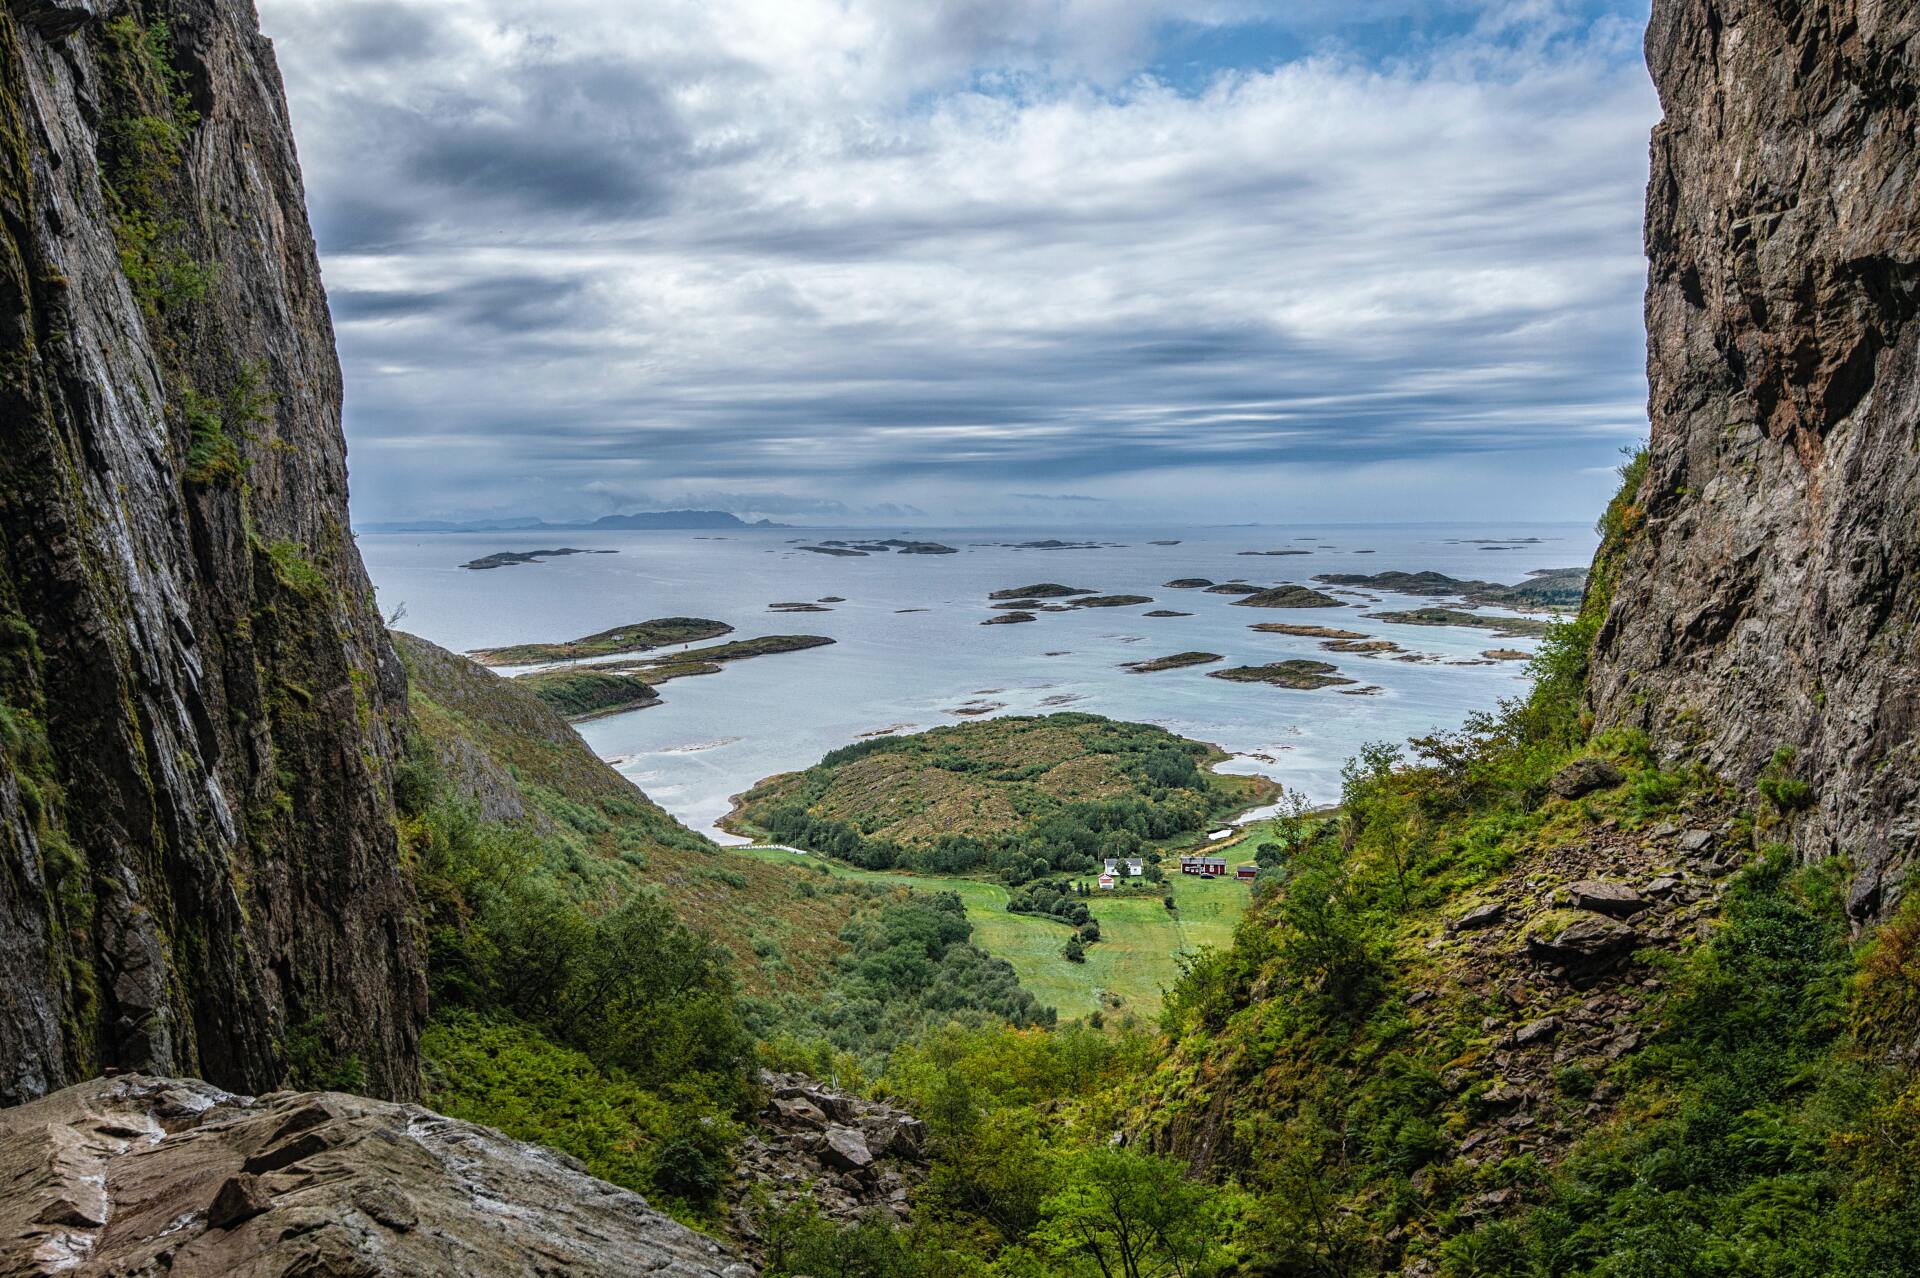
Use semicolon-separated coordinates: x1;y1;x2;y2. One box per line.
515;667;661;718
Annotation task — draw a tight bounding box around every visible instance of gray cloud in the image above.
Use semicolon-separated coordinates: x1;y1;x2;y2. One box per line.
257;0;1656;526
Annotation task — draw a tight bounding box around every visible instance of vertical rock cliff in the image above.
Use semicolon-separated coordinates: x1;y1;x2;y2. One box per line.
1590;0;1919;919
0;0;422;1102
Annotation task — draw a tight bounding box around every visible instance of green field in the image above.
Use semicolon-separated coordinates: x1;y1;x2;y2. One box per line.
728;845;1255;1019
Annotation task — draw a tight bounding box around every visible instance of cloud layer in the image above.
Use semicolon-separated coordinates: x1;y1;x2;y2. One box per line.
256;0;1657;525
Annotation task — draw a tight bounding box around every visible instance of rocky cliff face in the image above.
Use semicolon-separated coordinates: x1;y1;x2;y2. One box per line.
0;1074;748;1277
0;0;422;1103
1590;0;1920;919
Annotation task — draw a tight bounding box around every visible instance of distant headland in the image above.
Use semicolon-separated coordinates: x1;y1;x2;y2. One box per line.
359;509;790;533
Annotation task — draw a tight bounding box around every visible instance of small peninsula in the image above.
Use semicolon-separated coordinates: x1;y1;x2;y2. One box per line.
1123;651;1223;673
470;617;733;665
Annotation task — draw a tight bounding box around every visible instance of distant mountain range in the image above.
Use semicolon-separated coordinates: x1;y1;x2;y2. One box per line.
357;510;791;533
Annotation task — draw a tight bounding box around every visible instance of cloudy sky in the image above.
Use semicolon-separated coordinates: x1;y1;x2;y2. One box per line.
256;0;1658;528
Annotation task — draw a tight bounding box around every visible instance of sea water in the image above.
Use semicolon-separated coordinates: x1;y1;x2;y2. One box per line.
358;523;1597;840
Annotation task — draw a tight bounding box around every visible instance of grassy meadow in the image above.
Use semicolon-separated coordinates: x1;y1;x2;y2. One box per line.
729;843;1254;1018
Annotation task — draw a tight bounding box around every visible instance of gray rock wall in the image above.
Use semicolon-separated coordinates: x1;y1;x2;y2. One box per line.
0;0;422;1102
1590;0;1920;919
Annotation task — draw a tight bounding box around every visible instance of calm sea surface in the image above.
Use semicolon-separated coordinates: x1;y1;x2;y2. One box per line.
358;523;1597;840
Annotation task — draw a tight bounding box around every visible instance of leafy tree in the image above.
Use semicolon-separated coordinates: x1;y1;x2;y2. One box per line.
1032;1147;1232;1278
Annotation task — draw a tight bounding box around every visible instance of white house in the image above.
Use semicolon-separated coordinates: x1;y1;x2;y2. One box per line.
1097;873;1116;890
1126;858;1145;877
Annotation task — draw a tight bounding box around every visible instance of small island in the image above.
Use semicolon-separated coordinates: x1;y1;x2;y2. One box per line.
1249;623;1369;638
983;611;1037;625
1231;584;1345;609
1315;567;1586;608
460;547;614;570
1122;651;1223;673
1144;609;1192;617
1163;578;1213;589
1203;582;1263;595
1072;594;1154;608
1322;638;1403;655
1364;607;1552;637
1208;659;1357;689
989;583;1094;599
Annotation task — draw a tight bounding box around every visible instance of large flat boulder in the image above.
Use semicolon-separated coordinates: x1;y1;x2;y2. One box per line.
0;1075;746;1278
1550;758;1626;800
1526;913;1638;978
1567;880;1648;918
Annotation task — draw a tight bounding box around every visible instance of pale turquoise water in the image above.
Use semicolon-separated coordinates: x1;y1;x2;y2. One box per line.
358;523;1596;839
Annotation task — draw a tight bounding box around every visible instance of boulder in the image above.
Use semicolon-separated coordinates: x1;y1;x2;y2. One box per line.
1678;829;1716;855
1567;880;1647;918
1481;1083;1529;1110
1513;1017;1560;1047
1527;914;1637;974
821;1125;875;1173
1550;758;1625;800
769;1096;828;1129
1451;901;1507;932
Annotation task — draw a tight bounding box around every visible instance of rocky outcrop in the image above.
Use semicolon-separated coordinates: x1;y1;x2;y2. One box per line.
728;1072;927;1255
1589;0;1920;919
0;1074;747;1277
0;1;421;1102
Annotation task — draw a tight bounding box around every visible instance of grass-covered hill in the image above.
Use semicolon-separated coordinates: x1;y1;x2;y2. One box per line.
395;632;856;997
725;712;1276;877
